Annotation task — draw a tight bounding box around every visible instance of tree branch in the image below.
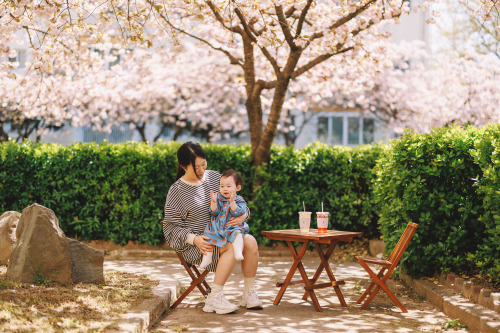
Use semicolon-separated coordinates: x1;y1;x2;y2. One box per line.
295;0;314;37
152;10;243;66
291;46;353;79
275;5;297;50
307;0;377;46
234;7;281;75
205;0;242;34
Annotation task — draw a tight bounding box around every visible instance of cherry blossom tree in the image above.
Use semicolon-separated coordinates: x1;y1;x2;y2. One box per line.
333;41;500;134
1;0;420;169
434;0;499;59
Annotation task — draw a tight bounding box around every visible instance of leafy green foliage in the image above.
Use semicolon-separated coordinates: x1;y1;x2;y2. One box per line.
468;124;500;281
251;143;383;244
0;140;381;245
374;125;499;281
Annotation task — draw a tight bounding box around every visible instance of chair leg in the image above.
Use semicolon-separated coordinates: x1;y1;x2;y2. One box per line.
171;269;210;309
357;266;386;304
358;260;408;312
191;265;210;296
357;281;375;304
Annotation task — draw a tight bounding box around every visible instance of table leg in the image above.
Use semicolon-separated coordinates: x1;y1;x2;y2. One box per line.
314;242;347;306
292;245;323;312
302;241;337;300
273;240;309;306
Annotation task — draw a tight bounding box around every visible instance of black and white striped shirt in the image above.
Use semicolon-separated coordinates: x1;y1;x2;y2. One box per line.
162;170;223;272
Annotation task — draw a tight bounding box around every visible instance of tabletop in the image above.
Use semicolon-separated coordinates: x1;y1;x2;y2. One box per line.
261;229;363;244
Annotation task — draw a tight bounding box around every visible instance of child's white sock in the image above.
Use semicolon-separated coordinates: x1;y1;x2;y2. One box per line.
199;251;213;270
244;276;256;291
233;233;244;261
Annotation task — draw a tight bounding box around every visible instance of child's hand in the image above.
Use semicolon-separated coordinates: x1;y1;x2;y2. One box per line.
210;190;217;203
229;191;236;204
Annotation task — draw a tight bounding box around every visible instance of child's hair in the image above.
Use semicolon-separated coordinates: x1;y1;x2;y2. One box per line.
221;169;244;187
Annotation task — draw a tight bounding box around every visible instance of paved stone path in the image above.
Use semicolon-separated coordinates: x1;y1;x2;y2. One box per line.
105;258;467;332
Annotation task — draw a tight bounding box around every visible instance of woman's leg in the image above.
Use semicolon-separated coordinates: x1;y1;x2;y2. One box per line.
213;242;237;285
240;234;263;308
241;234;259;278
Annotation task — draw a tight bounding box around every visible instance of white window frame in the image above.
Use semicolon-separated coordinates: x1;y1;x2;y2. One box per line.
315;111;375;146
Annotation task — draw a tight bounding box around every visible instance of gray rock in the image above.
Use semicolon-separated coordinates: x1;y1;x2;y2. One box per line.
6;203;71;284
68;238;105;284
0;211;21;265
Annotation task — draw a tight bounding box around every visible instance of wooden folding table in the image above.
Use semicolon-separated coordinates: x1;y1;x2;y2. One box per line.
261;229;363;312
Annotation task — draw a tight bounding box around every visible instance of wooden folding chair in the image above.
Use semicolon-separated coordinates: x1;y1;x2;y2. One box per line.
355;222;418;313
170;252;211;309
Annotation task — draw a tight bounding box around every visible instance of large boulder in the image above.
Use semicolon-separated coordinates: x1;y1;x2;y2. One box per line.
0;211;21;265
68;238;105;284
7;204;71;284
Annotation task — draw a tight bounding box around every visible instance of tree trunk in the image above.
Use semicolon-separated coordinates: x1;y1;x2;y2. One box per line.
135;123;147;142
173;127;183;141
0;123;8;142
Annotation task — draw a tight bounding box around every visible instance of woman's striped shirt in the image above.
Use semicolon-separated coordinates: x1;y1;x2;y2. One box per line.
162;170;222;272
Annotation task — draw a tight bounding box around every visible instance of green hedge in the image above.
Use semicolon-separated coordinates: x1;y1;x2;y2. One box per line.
251;143;383;245
468;125;500;281
374;124;500;281
0;140;382;245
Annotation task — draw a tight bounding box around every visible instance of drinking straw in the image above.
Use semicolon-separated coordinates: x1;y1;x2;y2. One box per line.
303;201;306;211
321;202;324;212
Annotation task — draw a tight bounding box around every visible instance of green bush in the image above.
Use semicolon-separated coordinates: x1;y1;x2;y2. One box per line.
374;126;492;277
0;140;382;245
251;143;383;244
468;124;500;281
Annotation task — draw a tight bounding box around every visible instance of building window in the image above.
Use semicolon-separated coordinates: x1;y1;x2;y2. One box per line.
83;124;133;143
8;50;27;68
316;114;374;146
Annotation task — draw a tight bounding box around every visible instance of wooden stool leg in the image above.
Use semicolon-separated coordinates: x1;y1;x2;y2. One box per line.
171;269;210;309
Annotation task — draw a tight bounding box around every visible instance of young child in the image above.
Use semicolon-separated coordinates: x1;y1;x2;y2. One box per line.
199;169;246;270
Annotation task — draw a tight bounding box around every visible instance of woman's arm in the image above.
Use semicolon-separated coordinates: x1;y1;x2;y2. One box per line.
162;188;192;249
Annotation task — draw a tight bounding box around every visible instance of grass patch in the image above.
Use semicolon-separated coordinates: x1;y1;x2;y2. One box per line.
443;318;467;330
0;265;158;332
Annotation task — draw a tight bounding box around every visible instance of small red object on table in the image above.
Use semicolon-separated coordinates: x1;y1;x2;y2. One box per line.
261;228;363;312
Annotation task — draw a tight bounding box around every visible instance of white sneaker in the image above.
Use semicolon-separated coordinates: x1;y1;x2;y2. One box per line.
203;291;238;314
240;288;263;309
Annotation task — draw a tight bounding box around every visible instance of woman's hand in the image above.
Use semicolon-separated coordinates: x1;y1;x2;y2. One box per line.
225;211;247;227
194;235;214;255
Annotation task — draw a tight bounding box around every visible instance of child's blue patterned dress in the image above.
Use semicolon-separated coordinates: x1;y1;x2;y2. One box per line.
203;193;247;247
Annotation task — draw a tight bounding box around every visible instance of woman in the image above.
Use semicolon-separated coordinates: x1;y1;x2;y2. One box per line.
162;141;262;314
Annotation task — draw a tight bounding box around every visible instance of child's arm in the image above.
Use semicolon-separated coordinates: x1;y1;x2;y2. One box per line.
231;196;247;218
229;191;238;212
210;190;217;213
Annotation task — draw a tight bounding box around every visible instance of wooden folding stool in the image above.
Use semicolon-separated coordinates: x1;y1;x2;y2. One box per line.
170;252;211;309
355;222;419;312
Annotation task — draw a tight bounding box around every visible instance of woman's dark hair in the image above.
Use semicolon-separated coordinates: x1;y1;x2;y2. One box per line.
175;141;207;181
221;169;244;187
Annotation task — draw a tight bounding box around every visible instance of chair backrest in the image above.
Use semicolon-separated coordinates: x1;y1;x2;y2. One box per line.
387;222;419;269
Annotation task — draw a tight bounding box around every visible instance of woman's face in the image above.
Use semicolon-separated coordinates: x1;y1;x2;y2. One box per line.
184;157;207;180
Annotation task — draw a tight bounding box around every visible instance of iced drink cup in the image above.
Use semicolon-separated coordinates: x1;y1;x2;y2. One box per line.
316;212;329;233
299;211;312;233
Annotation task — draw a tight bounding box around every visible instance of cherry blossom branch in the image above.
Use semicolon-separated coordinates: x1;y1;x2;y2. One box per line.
291;46;354;79
275;5;297;50
295;0;314;37
153;10;243;66
233;7;281;74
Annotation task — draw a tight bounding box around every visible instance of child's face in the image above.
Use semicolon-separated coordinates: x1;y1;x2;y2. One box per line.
219;176;241;199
